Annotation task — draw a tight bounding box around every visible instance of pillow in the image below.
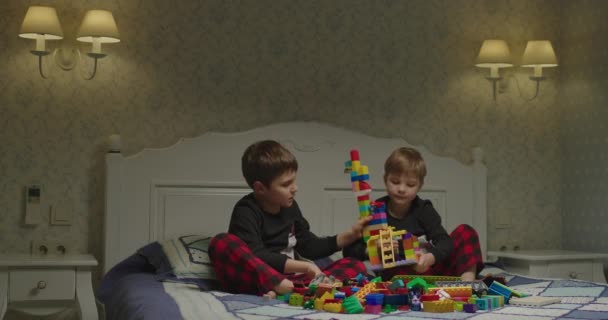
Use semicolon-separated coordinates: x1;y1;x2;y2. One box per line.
137;234;218;290
159;234;216;280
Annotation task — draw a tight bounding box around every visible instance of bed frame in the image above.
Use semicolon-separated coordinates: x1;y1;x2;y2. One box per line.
103;122;487;274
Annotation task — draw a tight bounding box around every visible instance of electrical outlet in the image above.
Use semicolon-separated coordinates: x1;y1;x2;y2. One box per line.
31;240;71;256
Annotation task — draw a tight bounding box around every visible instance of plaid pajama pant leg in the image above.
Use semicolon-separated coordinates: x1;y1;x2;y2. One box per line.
431;224;484;276
289;257;367;284
380;224;484;280
209;233;286;295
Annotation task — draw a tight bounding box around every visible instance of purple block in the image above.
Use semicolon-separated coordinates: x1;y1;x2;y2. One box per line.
464;303;478;313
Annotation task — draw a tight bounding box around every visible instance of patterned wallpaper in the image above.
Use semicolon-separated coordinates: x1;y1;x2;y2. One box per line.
0;0;565;282
560;1;608;252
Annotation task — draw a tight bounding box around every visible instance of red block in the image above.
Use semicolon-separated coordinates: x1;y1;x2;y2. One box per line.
421;294;440;301
359;181;371;190
350;150;360;161
357;195;370;201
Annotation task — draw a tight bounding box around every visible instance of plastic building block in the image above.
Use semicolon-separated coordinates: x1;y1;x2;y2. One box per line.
342;295;364;314
384;294;408;306
364;304;383;314
489;280;526;298
355;282;376;301
485;295;504;308
392;275;460;285
428;286;472;298
423;300;455;313
405;277;430;292
473;297;492;310
388;279;405;291
323;300;342;313
454;301;464;311
421;294;439;301
383;304;397;313
303;298;315;309
435;280;488;297
365;293;384;306
463;303;478;313
314;298;324;310
289;293;304;306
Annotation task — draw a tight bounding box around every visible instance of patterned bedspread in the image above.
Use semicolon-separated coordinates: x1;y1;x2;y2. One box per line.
156;273;608;320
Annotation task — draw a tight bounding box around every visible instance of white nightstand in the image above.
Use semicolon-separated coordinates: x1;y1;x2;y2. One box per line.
0;254;98;320
488;250;608;283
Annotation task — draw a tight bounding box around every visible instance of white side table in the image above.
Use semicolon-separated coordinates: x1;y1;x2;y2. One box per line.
488;250;608;283
0;254;98;320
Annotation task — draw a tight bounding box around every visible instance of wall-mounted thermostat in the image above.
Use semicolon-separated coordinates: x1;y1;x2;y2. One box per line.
24;184;43;225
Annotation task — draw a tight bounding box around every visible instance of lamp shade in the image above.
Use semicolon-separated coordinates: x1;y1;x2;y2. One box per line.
19;6;64;40
76;10;120;43
522;40;558;67
476;40;513;68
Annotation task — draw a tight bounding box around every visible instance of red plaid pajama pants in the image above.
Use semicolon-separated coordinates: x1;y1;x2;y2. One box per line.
208;233;367;295
379;224;484;281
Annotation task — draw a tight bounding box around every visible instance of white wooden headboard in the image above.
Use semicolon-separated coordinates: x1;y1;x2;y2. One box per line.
103;122;487;274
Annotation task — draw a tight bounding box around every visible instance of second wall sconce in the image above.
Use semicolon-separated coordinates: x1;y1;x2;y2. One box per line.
521;40;558;98
19;6;120;80
475;39;558;100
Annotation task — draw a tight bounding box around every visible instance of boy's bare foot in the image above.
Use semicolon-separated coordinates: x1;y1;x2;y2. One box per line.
461;271;476;281
263;291;277;300
274;278;294;294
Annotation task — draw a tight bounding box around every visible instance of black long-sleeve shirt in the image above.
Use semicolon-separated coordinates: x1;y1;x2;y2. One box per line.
343;195;453;264
228;193;339;273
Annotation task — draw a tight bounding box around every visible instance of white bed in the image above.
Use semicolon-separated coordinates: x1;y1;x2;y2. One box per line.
103;121;487;274
100;122;608;320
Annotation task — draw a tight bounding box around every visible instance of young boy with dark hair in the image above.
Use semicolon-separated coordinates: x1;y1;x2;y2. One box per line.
209;140;371;297
343;147;484;281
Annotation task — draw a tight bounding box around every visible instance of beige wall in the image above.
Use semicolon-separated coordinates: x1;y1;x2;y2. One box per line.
0;1;562;277
560;0;608;252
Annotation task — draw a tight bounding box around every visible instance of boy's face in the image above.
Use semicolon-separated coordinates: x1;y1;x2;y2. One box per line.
255;170;298;213
384;172;421;207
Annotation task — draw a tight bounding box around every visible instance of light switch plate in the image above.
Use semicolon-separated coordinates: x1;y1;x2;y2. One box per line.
50;204;72;226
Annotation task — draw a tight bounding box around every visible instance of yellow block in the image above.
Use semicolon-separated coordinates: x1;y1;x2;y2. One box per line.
314;298;325;310
423;300;455;313
323;302;342;313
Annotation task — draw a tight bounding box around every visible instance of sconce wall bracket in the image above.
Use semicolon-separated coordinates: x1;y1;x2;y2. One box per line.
54;48;79;71
485;76;502;101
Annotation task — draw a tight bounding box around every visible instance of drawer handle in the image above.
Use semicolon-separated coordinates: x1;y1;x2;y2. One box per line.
37;281;47;289
569;272;578;279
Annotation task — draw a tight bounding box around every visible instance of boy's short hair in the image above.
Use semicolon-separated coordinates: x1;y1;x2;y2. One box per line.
242;140;298;188
384;147;427;184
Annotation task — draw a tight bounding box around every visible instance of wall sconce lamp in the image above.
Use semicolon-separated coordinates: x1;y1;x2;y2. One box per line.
475;40;513;100
521;40;558;98
19;6;120;80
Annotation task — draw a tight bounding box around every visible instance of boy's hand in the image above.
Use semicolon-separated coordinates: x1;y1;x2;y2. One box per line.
305;262;323;279
413;252;436;273
337;215;373;248
352;215;373;236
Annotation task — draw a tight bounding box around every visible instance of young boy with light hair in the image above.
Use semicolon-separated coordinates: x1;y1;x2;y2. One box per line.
343;147;484;281
209;140;371;296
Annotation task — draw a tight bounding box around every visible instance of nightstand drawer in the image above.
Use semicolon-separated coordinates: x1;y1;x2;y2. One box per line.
9;269;75;301
547;261;593;281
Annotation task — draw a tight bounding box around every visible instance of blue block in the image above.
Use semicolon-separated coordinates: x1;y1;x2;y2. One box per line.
351;174;370;182
475;298;490;310
384;294;408;306
489;282;513;300
368;218;388;226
